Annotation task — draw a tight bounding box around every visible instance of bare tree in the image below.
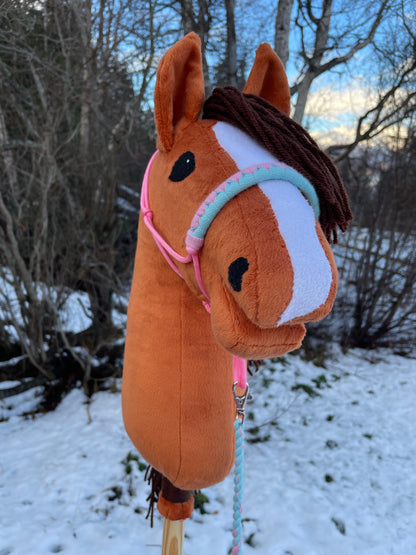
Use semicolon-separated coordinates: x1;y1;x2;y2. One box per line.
274;0;294;69
288;0;390;124
0;0;160;396
327;2;416;161
334;127;416;350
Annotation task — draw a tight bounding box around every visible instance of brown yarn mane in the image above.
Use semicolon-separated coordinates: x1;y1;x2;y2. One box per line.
202;86;352;243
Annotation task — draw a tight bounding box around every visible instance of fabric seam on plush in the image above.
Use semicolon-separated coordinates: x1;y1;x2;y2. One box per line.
174;282;185;484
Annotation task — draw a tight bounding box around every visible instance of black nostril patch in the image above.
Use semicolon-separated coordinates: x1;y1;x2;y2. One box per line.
228;257;249;292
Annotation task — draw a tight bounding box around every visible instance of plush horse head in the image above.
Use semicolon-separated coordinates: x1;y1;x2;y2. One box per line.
122;33;351;521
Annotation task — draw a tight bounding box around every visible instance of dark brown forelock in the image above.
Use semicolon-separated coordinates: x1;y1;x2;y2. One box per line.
202;86;352;243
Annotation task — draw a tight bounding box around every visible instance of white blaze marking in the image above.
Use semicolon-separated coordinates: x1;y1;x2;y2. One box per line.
213;121;333;325
214;121;277;167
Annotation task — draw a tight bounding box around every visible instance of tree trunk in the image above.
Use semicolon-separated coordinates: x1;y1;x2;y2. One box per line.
274;0;294;69
180;0;195;34
293;70;314;124
197;0;212;94
179;0;212;95
0;107;17;191
225;0;237;85
292;0;332;124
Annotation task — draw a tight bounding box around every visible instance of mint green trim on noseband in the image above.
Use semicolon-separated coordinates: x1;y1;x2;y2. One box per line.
186;163;320;251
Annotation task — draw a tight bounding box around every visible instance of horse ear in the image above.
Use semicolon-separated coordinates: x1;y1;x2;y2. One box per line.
243;43;291;116
154;33;205;152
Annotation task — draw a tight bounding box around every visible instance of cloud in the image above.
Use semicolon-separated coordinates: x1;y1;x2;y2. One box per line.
304;80;378;124
302;78;411;149
296;80;377;147
309;125;357;148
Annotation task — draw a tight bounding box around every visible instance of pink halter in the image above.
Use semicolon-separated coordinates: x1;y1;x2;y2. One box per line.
140;150;249;390
140;151;210;301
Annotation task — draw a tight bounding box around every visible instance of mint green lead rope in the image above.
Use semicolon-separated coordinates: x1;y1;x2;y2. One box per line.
232;383;250;554
232;418;245;553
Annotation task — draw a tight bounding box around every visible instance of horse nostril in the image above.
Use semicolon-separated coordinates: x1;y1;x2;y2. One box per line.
228;257;249;292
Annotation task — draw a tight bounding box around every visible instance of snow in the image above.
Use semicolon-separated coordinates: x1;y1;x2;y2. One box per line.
59;292;93;334
1;348;416;555
0;267;93;338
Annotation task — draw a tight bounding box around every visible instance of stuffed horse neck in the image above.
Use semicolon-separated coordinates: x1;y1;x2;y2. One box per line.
122;33;351;522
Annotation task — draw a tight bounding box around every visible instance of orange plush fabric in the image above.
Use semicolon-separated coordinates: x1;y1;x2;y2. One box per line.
154;32;205;152
123;222;235;490
122;33;350;519
157;494;194;521
244;43;291;115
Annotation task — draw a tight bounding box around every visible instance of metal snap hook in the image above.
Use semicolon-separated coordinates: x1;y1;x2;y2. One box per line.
232;382;251;423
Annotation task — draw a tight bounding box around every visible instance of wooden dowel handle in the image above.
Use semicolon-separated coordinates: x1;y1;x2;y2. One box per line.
161;518;185;555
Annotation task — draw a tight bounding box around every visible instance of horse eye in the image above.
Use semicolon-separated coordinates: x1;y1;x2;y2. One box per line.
169;151;195;182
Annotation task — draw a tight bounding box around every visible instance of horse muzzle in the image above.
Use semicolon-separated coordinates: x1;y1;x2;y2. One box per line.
204;176;338;334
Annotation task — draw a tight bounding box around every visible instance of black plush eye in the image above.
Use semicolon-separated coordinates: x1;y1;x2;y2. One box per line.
169;151;195;182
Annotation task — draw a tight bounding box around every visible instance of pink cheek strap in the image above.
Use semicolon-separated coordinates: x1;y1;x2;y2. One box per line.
186;246;210;301
140;151;210;299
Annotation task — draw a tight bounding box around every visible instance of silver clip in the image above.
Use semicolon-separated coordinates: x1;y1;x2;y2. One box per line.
232;382;250;422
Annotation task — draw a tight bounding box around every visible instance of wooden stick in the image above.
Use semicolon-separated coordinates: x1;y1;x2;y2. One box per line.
161;518;185;555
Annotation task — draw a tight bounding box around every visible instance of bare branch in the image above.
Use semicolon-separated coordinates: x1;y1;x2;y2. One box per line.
315;0;389;77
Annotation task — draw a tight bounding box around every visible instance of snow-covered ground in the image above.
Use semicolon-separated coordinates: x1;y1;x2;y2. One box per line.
1;347;416;555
